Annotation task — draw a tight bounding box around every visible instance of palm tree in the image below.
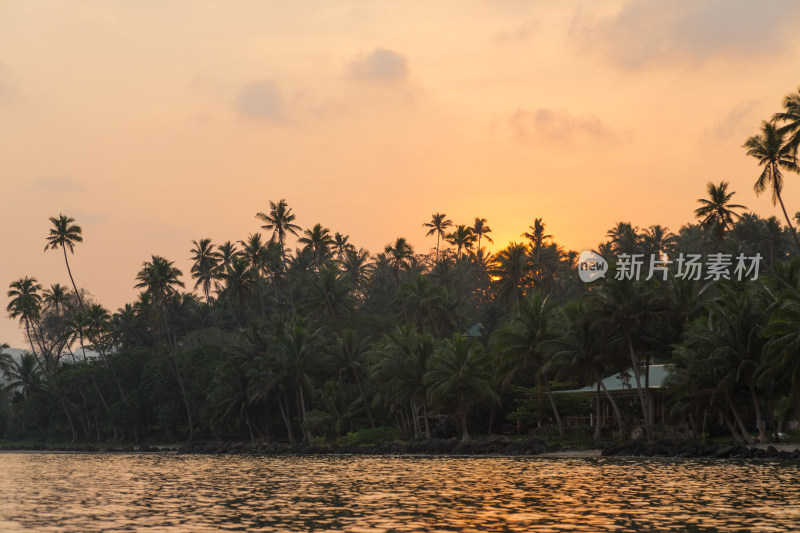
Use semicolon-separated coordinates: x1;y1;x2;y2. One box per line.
773;86;800;160
491;292;565;438
42;283;72;315
523;218;552;262
332;329;375;427
217;241;240;271
0;342;13;378
256;199;301;262
190;238;220;304
743;121;800;252
44;214;85;310
7;277;78;440
642;225;678;256
605;222;641;256
446;225;477;260
134;255;193;441
471;217;493;251
694;181;747;242
333;232;354;262
490;242;532;309
298;223;335;271
220;256;258;321
134;256;185;310
423;213;453;262
385;237;414;284
5;352;42;400
425;333;499;441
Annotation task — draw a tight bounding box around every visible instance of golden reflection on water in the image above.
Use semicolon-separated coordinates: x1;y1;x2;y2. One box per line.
0;454;799;532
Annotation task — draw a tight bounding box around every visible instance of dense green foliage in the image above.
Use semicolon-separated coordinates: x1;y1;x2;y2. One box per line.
5;88;800;445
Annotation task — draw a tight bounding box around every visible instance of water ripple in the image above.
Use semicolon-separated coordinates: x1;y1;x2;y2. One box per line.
0;454;798;532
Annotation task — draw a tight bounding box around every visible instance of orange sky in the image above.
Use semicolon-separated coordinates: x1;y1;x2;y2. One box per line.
2;0;800;347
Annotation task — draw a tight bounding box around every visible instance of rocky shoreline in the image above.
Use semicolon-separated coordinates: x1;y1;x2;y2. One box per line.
3;436;799;460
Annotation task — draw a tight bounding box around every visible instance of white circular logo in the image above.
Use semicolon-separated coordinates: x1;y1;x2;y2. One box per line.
578;251;608;282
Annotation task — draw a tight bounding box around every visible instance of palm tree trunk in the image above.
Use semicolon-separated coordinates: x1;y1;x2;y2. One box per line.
459;390;469;441
543;380;565;440
277;391;295;443
25;319;78;442
727;395;755;444
598;376;626;437
748;381;768;443
594;382;603;440
626;333;652;441
62;244;85;311
775;189;800;253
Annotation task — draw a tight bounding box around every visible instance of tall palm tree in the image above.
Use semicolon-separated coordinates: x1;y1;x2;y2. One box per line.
773;86;800;161
385;237;414;284
695;181;747;242
134;256;185;308
0;342;13;378
491;292;565;438
490;242;532;309
7;277;78;441
605;222;641;256
471;217;493;251
642;225;678;256
134;255;193;441
217;241;240;271
425;333;499;441
42;283;72;315
190;238;220;304
220;256;258;321
446;225;477;260
298;223;335;271
256;199;301;263
333;232;354;262
423;213;453;262
743;121;800;252
44;214;85;310
522;218;552;261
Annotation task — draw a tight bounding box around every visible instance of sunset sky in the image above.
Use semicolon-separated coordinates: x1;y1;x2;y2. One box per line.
2;0;800;347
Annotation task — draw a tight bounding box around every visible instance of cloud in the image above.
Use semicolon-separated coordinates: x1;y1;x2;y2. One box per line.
705;100;759;142
493;19;538;44
235;81;286;122
570;0;800;69
34;177;83;193
510;107;615;145
348;47;409;83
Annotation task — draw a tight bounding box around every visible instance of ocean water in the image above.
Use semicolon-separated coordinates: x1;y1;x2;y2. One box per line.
0;453;798;532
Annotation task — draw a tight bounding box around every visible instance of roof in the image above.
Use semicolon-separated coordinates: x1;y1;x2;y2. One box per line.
556;364;674;394
462;322;486;338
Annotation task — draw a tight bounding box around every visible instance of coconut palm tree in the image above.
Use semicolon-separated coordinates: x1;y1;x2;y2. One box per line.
190;238;221;304
298;223;335;271
491;292;566;438
605;222;641;256
42;283;72;315
446;225;477;260
425;333;498;441
773;86;800;160
7;276;78;440
523;218;552;262
490;242;532;309
134;255;194;441
642;225;678;256
333;232;354;262
385;237;414;284
5;352;42;400
256;199;301;262
44;214;85;310
0;342;13;378
423;213;453;262
694;181;747;243
471;217;493;251
743;121;800;252
220;256;258;322
217;241;240;271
